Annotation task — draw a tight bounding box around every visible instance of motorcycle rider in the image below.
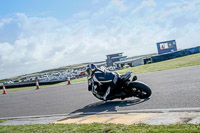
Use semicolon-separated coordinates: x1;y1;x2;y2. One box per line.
86;64;119;101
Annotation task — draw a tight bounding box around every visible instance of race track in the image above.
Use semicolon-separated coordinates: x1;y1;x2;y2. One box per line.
0;65;200;118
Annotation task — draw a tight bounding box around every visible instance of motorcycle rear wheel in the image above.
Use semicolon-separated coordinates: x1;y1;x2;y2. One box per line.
128;81;152;99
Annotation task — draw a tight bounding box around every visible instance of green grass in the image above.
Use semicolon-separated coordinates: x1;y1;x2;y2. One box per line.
71;77;87;83
0;123;200;133
117;53;200;74
0;120;8;123
5;82;66;92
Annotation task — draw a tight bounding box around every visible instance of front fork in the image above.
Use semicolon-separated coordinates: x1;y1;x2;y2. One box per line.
124;75;138;95
124;75;137;87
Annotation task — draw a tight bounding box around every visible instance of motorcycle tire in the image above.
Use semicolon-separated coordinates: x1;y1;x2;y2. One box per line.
128;81;152;99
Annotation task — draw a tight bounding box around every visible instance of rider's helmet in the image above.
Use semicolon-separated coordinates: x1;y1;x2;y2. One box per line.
86;64;97;78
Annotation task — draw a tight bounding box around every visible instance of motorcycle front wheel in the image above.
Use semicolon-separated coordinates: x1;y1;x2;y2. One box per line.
92;93;105;101
128;81;152;99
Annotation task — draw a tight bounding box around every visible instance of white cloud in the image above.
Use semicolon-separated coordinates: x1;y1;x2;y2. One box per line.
112;0;127;11
166;0;200;10
142;0;156;6
157;0;200;20
0;18;12;28
166;2;178;7
182;0;199;10
0;0;200;79
158;7;182;20
132;0;156;14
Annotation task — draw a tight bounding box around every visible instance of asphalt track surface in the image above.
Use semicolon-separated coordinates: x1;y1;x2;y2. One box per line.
0;65;200;118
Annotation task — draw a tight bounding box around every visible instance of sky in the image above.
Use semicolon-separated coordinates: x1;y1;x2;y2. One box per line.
0;0;200;79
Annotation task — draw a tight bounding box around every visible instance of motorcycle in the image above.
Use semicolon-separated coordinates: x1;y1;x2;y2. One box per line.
87;67;152;101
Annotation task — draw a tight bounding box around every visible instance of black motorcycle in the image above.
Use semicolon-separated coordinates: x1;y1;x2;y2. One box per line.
87;67;152;101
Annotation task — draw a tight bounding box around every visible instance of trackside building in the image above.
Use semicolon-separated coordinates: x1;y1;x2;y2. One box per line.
114;57;144;68
106;53;127;67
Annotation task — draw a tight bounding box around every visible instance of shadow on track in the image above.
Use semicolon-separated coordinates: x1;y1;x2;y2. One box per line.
70;98;149;115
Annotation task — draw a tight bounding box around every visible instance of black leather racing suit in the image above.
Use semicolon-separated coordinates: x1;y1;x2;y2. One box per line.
91;67;119;100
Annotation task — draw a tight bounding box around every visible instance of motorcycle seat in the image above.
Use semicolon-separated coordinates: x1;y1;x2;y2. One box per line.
120;72;132;81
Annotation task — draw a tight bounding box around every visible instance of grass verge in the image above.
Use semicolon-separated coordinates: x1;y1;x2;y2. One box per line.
0;120;8;123
117;53;200;74
5;82;66;92
71;77;87;83
0;123;200;133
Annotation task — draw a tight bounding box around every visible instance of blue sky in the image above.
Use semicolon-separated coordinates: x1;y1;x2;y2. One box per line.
0;0;108;18
0;0;200;79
